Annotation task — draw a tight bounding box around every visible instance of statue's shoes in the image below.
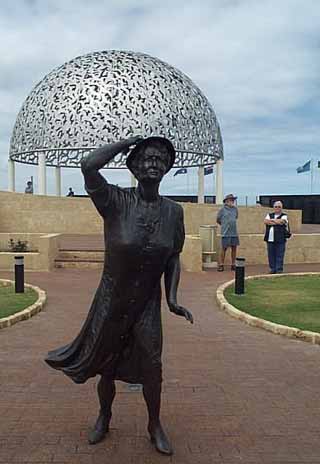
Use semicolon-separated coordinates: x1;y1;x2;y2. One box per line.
88;413;110;445
149;425;173;456
88;427;108;445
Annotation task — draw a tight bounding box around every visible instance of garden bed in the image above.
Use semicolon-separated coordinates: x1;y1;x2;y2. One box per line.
224;274;320;333
0;282;38;319
0;280;46;328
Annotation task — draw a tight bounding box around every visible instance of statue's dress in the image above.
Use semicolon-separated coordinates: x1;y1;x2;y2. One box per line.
45;180;184;384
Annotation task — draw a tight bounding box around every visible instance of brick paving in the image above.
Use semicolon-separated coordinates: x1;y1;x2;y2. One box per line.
1;264;320;463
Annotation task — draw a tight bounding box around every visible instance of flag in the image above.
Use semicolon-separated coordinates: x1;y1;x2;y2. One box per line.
173;168;187;177
204;166;214;175
318;161;320;169
297;160;311;173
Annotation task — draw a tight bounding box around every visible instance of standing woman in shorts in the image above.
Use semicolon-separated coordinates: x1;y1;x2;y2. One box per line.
216;194;239;271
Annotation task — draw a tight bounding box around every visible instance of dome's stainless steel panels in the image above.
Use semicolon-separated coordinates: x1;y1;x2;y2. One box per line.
9;50;223;168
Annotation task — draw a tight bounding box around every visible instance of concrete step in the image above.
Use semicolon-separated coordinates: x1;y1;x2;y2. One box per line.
55;259;103;269
55;249;104;269
58;250;104;260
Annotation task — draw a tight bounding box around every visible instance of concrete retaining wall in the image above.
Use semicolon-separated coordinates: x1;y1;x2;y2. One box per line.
0;191;302;235
217;233;320;265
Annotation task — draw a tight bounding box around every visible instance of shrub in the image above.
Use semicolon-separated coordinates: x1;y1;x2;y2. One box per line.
8;239;29;252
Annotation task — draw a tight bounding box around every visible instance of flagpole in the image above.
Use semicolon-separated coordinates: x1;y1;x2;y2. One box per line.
187;169;189;195
311;158;314;194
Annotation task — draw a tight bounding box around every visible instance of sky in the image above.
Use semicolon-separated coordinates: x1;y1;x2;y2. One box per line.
0;0;320;204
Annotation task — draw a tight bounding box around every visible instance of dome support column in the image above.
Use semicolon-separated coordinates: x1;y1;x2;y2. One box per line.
215;159;224;205
8;159;16;192
38;152;47;195
55;166;62;196
8;158;16;192
131;173;137;188
197;166;205;204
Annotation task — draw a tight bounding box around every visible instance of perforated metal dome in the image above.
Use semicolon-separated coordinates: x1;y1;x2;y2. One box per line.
9;50;223;168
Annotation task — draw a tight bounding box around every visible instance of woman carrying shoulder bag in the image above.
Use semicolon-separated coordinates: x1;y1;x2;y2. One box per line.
264;200;290;274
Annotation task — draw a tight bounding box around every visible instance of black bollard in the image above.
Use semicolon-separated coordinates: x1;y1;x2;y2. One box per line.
235;257;245;295
14;256;24;293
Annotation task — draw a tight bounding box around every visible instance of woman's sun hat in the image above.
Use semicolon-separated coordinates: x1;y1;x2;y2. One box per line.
126;136;175;174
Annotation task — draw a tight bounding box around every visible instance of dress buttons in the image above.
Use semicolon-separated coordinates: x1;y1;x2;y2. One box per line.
130;299;136;304
121;314;128;319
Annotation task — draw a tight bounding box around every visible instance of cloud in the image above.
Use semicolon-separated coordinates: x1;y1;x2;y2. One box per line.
0;0;319;199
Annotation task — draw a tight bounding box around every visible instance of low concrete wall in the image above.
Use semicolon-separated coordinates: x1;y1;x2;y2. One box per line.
0;233;60;271
38;233;61;271
0;233;39;252
0;191;308;269
1;230;317;269
181;235;203;272
0;231;203;272
0;191;302;235
217;233;320;265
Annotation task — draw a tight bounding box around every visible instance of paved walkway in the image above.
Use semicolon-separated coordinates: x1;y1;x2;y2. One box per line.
1;264;320;463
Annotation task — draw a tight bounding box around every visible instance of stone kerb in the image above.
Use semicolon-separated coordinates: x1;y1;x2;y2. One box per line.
0;279;47;329
216;272;320;345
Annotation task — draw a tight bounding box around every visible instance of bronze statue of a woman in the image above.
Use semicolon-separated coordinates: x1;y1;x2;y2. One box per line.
45;135;193;456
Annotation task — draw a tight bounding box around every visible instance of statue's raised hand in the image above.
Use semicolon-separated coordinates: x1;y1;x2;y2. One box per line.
169;303;194;324
122;136;144;155
127;135;144;146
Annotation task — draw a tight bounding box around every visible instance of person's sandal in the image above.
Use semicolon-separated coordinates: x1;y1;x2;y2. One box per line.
231;265;236;271
217;265;224;272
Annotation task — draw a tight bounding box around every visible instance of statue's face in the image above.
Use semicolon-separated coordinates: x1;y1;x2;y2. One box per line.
132;145;170;183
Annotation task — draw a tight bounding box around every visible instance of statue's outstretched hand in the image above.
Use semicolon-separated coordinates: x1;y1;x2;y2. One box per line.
169;303;194;324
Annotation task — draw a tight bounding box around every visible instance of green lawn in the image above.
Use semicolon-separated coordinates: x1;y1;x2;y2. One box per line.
0;285;38;319
224;275;320;332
